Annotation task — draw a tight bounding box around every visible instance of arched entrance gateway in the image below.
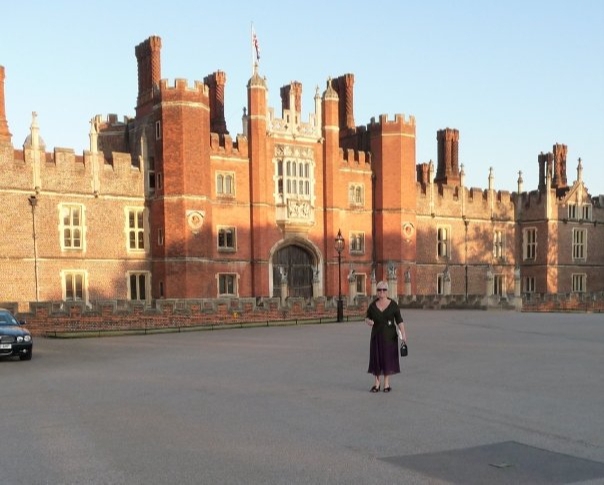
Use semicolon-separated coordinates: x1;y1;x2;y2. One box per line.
272;244;316;299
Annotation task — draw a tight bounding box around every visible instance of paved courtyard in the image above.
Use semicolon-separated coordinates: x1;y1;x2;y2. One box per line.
1;310;604;484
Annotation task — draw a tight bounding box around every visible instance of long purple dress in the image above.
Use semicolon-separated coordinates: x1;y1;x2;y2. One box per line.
367;298;403;376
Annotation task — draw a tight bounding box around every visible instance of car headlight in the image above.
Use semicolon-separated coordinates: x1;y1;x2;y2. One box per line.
24;335;32;342
17;336;23;342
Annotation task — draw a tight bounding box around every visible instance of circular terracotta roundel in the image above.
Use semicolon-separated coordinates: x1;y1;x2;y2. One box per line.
187;211;205;230
402;222;415;238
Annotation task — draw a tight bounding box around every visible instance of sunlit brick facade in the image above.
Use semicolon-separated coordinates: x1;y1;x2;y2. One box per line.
1;37;602;311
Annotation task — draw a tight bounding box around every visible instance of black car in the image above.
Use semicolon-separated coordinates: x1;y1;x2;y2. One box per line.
0;309;33;361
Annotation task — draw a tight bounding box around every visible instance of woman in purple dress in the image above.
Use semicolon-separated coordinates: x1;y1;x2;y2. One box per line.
365;281;407;393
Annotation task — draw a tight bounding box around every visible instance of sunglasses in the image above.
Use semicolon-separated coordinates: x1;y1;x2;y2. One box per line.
377;288;388;292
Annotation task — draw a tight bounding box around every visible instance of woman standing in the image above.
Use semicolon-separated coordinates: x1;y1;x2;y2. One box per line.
365;281;407;393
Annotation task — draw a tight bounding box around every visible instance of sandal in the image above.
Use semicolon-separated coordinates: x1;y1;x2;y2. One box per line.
370;385;380;393
383;387;392;393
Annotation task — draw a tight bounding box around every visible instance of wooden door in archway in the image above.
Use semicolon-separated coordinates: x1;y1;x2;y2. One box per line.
272;245;314;298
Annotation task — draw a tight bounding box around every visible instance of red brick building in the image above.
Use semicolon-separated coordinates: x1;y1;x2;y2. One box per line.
1;36;602;312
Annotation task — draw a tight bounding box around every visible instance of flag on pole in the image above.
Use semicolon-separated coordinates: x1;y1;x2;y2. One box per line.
252;26;260;62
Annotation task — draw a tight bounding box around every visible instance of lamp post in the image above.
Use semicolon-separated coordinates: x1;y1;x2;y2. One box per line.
28;195;39;302
334;229;345;322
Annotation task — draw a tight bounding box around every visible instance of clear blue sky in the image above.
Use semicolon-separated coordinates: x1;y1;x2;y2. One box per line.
2;1;603;195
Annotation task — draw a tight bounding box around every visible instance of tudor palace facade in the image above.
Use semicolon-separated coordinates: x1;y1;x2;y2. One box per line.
1;35;603;312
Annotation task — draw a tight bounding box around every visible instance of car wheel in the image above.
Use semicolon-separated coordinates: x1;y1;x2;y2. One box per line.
19;351;32;361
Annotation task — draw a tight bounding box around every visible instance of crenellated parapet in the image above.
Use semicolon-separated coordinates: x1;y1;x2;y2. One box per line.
209;132;249;158
417;181;516;217
4;150;140;196
367;113;416;135
339;147;372;169
96;114;130;158
158;78;209;103
467;187;489;202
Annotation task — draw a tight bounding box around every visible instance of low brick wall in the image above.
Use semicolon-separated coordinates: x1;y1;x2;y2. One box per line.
521;292;604;313
7;297;370;336
4;292;602;337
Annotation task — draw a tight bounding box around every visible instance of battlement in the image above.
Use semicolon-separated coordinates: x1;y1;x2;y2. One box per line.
209;132;249;158
418;182;516;207
519;189;546;208
99;113;129;127
467;187;489;202
367;113;416;134
339;147;372;169
158;78;209;101
1;141;141;197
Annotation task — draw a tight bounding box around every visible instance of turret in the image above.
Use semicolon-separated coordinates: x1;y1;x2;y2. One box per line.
247;67;270;294
322;78;339;156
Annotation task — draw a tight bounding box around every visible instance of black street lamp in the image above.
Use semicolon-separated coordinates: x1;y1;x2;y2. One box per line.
28;195;39;302
334;229;345;322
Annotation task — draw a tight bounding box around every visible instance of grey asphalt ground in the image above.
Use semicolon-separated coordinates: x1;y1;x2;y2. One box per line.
1;310;604;485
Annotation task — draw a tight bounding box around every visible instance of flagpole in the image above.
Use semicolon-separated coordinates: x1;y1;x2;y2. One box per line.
251;22;254;75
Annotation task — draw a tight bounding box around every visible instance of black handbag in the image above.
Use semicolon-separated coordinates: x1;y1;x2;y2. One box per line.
400;340;408;357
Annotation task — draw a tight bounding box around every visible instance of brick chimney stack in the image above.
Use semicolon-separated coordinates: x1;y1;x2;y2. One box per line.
435;128;460;185
204;71;229;135
0;66;12;143
135;36;162;116
332;74;355;131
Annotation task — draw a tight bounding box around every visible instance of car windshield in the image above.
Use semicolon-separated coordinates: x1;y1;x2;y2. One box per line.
0;312;19;325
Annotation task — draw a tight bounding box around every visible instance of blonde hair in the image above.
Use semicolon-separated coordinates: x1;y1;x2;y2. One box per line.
376;280;388;291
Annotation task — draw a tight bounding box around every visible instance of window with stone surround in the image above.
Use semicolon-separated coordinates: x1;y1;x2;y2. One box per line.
436;274;444;295
437;226;449;258
348;184;364;207
127;208;146;251
216;172;235;197
60;204;84;250
218;273;237;296
567;203;577;220
581;204;592;221
523;276;536;293
273;147;316;220
493;230;504;259
62;270;87;302
350;232;365;253
523;228;537;260
128;271;150;302
355;274;366;295
278;160;311;198
572;273;586;293
493;274;504;296
572;228;586;261
218;227;236;251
